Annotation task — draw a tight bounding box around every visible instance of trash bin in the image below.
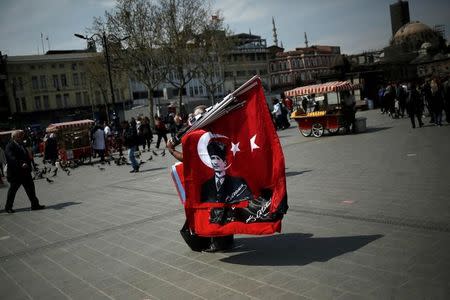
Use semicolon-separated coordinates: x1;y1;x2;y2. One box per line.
354;117;367;133
367;99;374;110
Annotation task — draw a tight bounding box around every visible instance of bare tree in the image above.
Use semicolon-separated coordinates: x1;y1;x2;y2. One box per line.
100;0;166;128
160;0;209;111
197;13;233;105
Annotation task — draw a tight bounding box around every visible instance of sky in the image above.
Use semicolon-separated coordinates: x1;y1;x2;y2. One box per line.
0;0;449;56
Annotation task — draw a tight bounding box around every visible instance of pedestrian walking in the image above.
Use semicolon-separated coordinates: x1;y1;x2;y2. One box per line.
154;116;168;149
92;125;106;162
407;82;424;129
3;130;45;213
166;105;234;252
123;120;140;173
140;117;153;152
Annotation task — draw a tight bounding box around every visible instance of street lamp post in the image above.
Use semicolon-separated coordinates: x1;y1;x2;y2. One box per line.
74;32;128;120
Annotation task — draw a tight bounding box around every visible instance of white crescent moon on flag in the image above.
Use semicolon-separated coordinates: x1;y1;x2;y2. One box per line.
197;132;228;168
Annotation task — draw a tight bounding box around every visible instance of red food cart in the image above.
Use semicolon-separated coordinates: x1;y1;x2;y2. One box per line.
45;120;94;162
285;81;361;137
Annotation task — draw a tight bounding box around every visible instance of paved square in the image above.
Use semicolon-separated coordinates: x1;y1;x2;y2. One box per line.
1;110;449;299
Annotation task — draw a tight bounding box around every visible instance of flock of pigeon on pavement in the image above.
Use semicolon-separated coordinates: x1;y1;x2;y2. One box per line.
32;148;165;184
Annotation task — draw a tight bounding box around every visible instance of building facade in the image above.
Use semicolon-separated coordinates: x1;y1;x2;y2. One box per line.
5;51;131;127
269;45;341;91
223;33;271;93
0;51;10;128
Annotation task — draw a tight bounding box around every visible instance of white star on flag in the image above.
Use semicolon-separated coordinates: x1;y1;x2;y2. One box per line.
250;134;260;152
230;142;240;156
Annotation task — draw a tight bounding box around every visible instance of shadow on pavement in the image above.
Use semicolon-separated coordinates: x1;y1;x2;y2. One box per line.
362;127;392;134
221;233;383;266
1;201;82;213
286;170;312;177
138;167;167;173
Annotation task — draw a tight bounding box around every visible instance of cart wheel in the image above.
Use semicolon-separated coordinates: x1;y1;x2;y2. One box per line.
328;127;339;135
299;127;312;137
312;123;324;137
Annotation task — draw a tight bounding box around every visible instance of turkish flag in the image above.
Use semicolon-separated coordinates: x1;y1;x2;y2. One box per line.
181;78;287;236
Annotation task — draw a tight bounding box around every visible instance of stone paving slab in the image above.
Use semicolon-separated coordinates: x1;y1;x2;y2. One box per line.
1;110;450;299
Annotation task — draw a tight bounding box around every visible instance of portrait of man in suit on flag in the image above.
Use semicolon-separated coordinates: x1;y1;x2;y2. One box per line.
200;140;253;203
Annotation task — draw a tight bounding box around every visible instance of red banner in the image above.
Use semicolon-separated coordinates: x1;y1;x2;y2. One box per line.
182;78;288;236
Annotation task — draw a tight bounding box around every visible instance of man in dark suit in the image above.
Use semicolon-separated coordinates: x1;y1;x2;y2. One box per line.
4;130;45;213
200;141;253;203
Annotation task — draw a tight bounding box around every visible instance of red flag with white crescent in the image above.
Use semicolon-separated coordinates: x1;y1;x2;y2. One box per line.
181;78;288;236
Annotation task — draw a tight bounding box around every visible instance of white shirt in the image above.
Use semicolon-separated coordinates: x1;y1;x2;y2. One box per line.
104;126;111;136
272;103;282;116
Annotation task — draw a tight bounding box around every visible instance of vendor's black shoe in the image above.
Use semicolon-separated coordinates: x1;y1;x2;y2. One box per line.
31;205;46;211
5;208;15;214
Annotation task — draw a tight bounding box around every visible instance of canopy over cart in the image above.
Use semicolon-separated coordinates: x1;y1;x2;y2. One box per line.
46;120;94;161
286;81;361;137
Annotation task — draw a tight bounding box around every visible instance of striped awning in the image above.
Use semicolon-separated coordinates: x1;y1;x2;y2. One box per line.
46;119;94;132
285;81;360;97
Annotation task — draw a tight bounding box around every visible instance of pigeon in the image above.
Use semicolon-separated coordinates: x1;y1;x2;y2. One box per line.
106;160;111;165
52;168;58;177
65;170;71;176
161;149;166;157
98;165;105;171
147;155;153;161
46;178;54;183
42;167;47;174
152;150;158;156
139;161;145;165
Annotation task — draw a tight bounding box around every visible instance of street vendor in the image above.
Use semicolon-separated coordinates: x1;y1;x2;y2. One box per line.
166;105;235;252
341;90;356;133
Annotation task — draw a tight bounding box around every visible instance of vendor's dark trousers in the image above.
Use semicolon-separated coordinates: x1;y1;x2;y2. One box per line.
6;176;40;210
410;112;423;128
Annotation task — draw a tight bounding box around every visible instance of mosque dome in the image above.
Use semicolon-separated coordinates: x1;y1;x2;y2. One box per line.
391;21;440;52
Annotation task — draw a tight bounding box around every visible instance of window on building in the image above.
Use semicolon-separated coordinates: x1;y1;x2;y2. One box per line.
224;71;233;78
194;86;199;95
73;73;79;86
72;63;77;70
51;64;56;69
114;89;120;102
38;64;44;69
15;98;21;113
43;95;50;109
21;97;27;111
75;92;82;106
80;72;87;86
83;92;90;106
260;69;268;75
30;65;35;70
189;87;194;96
237;70;246;77
32;76;39;90
59;63;64;69
63;93;69;107
61;74;67;87
56;94;62;108
53;75;59;89
199;86;203;95
40;75;47;89
34;96;42;110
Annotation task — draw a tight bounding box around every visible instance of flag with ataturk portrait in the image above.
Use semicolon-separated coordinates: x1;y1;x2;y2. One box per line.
181;76;288;236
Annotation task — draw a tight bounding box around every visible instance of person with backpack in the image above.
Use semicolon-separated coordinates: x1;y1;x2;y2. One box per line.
123;120;140;173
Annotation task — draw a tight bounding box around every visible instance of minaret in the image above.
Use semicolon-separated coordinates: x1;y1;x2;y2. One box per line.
272;17;278;47
304;32;309;48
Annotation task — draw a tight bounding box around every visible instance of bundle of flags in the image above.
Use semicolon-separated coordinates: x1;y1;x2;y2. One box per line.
171;76;288;237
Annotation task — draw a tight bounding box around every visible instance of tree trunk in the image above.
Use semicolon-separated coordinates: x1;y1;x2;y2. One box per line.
147;88;155;129
178;86;183;114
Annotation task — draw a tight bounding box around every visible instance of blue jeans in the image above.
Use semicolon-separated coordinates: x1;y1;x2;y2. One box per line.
128;146;139;170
